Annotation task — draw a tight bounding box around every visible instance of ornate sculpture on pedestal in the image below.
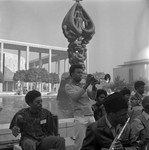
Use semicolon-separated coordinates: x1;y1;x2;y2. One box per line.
57;0;95;118
62;0;95;69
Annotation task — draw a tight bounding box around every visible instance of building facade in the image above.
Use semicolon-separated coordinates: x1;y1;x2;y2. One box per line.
0;39;69;92
113;59;149;84
2;52;25;91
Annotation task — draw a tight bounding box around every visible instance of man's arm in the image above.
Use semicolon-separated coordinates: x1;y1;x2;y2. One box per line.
130;118;144;149
65;74;96;101
9;110;24;137
46;110;58;136
87;84;97;100
65;79;92;101
65;84;87;101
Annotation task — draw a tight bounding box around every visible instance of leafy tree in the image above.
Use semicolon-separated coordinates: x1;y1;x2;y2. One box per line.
40;68;49;83
13;71;20;82
13;70;28;91
48;73;60;90
0;71;4;83
26;68;49;89
13;70;27;82
13;68;50;90
110;76;127;92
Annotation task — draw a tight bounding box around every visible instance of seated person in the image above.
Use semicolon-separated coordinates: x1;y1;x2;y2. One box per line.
129;81;145;122
81;92;137;150
92;89;107;121
130;81;145;107
9;90;65;150
130;95;149;150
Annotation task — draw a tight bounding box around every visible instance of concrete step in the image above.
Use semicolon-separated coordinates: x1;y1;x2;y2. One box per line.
13;137;74;150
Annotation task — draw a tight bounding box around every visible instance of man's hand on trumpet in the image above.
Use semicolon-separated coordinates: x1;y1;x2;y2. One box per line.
86;74;99;86
86;74;96;85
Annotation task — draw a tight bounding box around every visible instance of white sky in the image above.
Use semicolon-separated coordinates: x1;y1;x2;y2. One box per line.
0;0;148;76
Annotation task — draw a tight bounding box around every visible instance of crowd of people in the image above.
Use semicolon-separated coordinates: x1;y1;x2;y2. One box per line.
9;64;149;150
65;64;148;150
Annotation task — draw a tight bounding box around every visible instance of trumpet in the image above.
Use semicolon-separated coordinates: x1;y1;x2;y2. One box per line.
82;73;111;84
109;117;130;150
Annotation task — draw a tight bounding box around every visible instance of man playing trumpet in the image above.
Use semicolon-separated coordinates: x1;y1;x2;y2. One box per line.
81;92;137;150
65;64;98;150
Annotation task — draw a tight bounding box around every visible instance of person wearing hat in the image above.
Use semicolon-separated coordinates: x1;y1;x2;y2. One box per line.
81;92;137;150
130;95;149;150
9;90;65;150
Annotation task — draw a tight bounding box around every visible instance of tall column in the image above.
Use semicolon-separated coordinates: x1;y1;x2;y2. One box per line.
0;42;4;92
6;81;8;92
39;52;42;68
0;42;4;73
57;60;60;75
39;52;42;91
26;46;29;70
55;61;57;73
18;50;21;71
48;49;52;92
26;46;30;90
64;59;66;72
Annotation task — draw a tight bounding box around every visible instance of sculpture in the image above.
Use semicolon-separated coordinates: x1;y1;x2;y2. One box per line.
62;0;95;69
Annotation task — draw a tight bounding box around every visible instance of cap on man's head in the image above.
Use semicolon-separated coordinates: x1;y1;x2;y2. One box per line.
142;96;149;108
103;92;128;114
25;90;41;105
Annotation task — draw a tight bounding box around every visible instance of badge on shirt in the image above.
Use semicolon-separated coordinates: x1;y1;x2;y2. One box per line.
40;119;46;124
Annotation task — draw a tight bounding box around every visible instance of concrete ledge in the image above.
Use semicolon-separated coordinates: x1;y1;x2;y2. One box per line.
59;118;74;137
13;137;74;150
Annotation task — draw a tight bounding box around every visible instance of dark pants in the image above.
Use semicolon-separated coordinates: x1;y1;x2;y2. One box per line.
21;136;65;150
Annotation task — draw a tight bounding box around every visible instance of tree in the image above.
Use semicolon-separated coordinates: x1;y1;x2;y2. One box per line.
13;68;50;90
110;76;127;92
0;71;4;83
48;73;60;90
13;70;28;91
13;70;27;82
26;68;49;89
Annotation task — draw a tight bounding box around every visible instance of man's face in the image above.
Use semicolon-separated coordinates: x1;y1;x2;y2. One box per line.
114;108;128;125
72;68;83;83
124;94;130;102
137;85;145;95
30;96;42;112
97;94;106;105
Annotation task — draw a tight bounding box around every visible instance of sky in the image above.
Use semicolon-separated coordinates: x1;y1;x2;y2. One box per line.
0;0;148;77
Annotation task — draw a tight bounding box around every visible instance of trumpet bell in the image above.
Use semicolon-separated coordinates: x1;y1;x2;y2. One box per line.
104;74;111;83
